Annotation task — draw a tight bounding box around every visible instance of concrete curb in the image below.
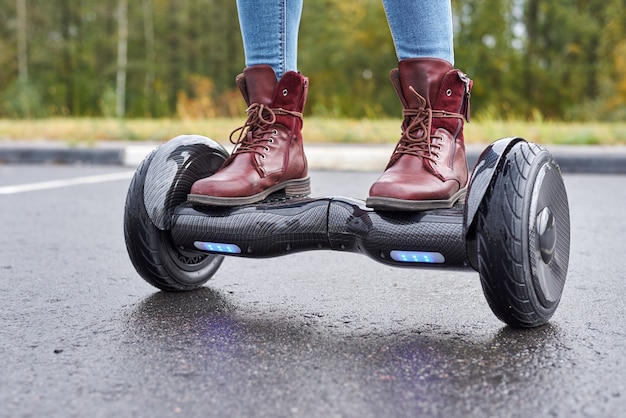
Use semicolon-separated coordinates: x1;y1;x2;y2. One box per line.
1;140;626;174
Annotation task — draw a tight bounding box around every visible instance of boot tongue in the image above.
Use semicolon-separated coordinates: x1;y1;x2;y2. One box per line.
398;58;453;108
240;65;278;106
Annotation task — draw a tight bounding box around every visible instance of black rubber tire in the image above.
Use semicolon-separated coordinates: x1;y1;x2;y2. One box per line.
476;141;570;328
124;150;223;292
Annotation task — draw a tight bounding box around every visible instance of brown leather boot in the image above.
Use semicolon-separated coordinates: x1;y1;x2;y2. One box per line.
367;58;472;211
188;65;310;206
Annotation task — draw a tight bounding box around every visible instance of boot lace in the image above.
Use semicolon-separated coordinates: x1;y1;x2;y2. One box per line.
390;86;464;167
228;103;302;159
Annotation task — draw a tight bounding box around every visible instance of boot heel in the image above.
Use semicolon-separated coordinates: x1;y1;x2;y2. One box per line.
284;177;311;197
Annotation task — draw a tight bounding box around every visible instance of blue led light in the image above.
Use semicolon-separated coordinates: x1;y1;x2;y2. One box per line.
194;241;242;254
389;250;445;264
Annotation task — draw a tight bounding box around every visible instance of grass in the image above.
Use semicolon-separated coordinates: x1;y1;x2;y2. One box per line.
1;117;626;146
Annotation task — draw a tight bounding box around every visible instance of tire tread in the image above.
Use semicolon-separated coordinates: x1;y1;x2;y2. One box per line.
476;142;549;327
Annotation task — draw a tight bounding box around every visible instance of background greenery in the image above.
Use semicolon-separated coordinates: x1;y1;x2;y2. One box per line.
1;0;625;122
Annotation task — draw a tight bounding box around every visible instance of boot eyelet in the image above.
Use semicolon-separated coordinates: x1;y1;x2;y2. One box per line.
446;89;452;97
272;129;278;135
282;89;288;96
264;146;270;152
260;154;266;160
268;138;275;143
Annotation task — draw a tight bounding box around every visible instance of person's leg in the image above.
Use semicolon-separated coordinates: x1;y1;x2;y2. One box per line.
367;0;472;211
189;1;310;206
382;0;454;64
236;0;303;79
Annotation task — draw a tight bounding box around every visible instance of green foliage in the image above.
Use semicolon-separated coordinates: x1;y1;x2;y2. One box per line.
1;79;44;117
299;0;398;118
0;0;624;120
452;0;626;121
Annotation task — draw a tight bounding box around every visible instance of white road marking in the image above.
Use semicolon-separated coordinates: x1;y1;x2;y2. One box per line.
0;171;135;195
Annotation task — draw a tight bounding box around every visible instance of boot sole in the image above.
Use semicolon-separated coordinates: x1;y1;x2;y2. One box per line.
365;188;467;211
187;177;311;207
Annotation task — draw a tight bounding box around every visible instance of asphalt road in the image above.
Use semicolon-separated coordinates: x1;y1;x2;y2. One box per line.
1;165;624;418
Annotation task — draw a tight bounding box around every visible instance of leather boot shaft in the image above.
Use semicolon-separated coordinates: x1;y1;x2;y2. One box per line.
229;66;308;179
236;65;277;106
395;58;452;108
392;58;471;146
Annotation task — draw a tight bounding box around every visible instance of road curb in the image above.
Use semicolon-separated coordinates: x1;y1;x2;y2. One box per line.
0;146;124;166
1;141;626;174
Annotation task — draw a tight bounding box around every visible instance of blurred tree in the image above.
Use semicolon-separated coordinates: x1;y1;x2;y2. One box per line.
0;0;624;120
16;0;27;83
453;0;519;118
0;0;16;90
116;0;128;118
299;0;397;118
594;0;626;120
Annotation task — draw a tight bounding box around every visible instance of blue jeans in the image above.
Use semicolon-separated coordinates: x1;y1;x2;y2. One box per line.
236;0;454;79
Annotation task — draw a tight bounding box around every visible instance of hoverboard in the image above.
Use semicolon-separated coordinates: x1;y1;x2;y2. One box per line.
124;135;570;328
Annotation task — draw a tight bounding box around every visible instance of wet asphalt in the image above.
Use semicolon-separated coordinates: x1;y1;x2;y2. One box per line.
0;165;625;418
